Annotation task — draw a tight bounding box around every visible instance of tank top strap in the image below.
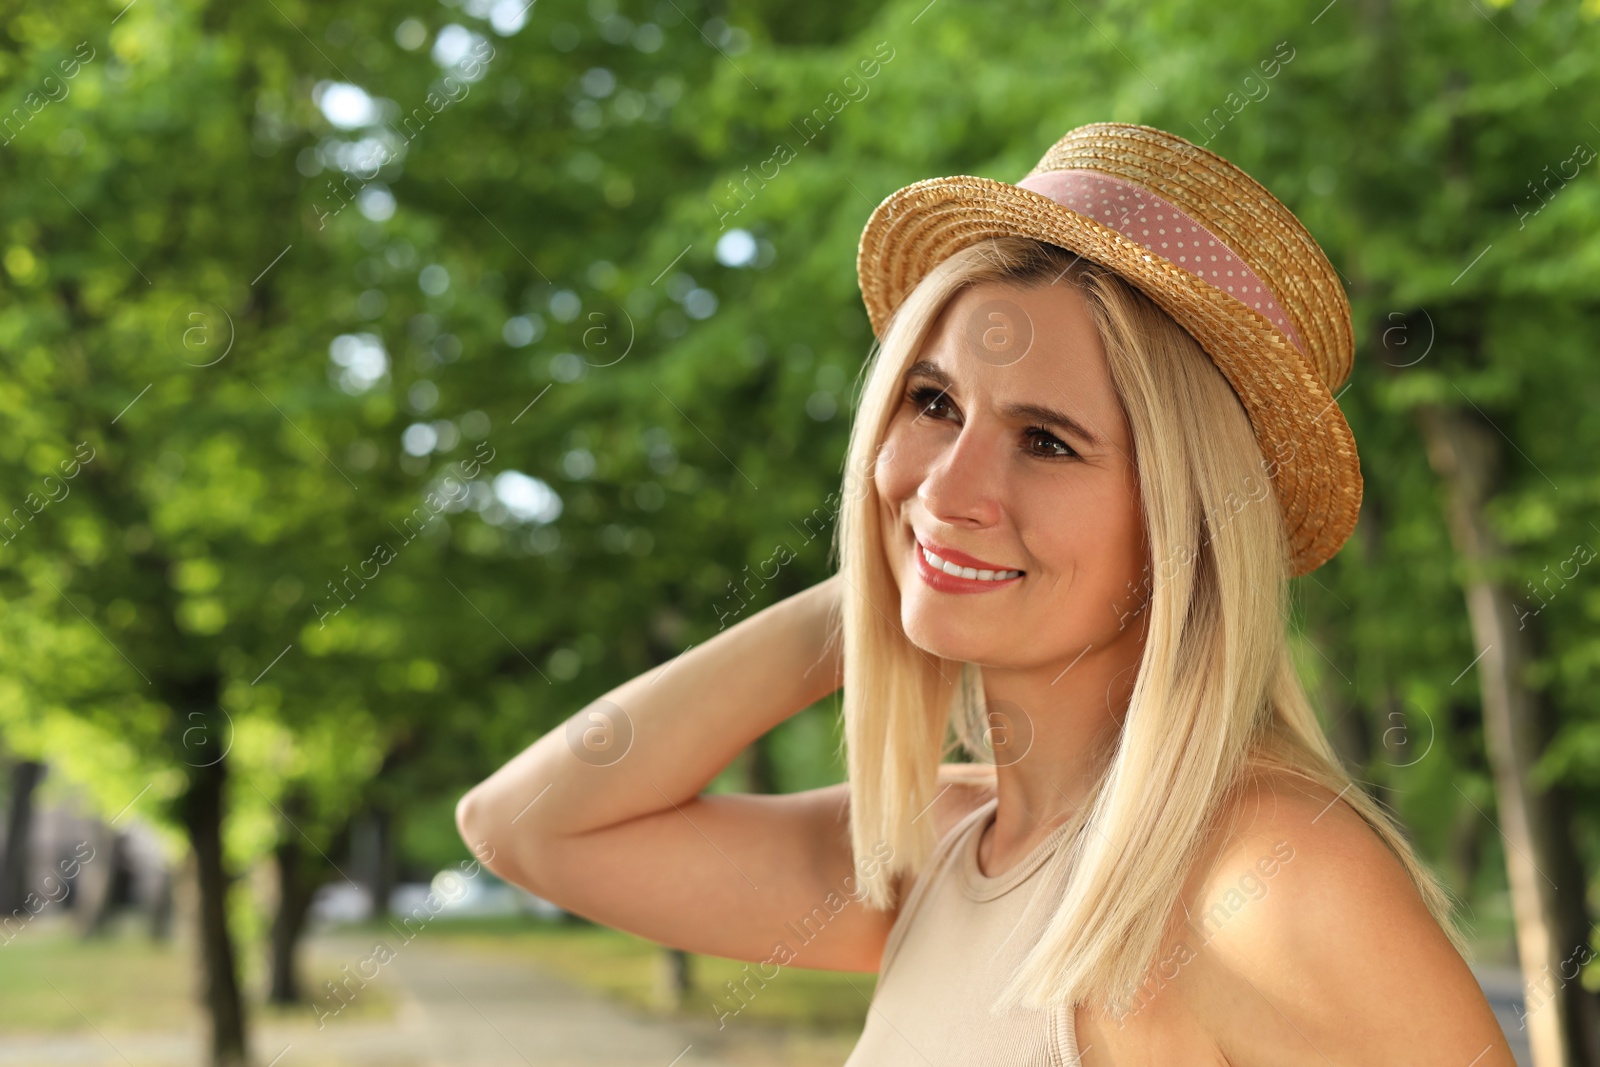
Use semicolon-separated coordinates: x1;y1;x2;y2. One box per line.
875;794;999;978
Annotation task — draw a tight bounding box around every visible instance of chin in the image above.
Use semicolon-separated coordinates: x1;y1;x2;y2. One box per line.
900;599;996;664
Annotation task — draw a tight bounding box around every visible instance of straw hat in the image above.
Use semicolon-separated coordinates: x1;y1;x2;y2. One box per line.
856;121;1359;576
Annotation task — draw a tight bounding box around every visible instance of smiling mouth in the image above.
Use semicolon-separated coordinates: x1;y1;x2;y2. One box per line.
918;541;1024;582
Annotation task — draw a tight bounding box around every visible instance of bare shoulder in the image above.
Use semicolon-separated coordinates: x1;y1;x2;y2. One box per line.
1172;770;1514;1065
888;763;997;903
930;761;998;838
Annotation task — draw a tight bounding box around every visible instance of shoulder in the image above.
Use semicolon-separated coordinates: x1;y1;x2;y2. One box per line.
888;763;996;902
1171;771;1513;1065
930;761;998;839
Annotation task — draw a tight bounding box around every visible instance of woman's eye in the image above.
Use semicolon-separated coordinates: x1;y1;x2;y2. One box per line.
908;385;951;418
1026;428;1076;459
906;385;1077;460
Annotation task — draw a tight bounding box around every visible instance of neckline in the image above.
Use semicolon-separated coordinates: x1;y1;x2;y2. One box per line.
961;796;1086;902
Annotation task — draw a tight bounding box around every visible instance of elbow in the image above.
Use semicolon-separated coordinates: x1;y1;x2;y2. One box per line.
455;784;534;890
455;787;504;876
454;787;483;855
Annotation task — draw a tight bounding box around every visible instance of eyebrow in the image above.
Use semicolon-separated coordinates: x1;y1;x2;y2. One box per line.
904;359;1107;448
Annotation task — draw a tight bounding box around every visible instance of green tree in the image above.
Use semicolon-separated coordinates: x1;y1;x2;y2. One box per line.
5;0;1599;1064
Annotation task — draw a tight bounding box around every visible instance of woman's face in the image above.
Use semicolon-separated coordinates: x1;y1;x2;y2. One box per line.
875;278;1149;672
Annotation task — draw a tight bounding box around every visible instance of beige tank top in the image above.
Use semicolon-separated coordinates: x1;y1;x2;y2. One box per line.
843;796;1088;1066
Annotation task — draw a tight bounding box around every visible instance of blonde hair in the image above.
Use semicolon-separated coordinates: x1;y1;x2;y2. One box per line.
833;235;1461;1014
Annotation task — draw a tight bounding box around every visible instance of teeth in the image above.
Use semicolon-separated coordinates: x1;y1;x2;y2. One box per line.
921;545;1020;581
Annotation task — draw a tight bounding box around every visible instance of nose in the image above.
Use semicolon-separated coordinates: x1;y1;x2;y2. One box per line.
916;418;1005;529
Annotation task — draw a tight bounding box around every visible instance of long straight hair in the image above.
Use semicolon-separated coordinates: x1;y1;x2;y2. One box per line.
833;235;1461;1013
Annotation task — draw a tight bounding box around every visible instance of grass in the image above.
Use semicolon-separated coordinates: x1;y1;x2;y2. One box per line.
405;914;878;1031
0;910;867;1042
0;913;395;1035
0;915;194;1033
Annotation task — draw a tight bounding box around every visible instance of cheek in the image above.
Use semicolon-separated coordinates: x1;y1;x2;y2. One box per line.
1101;486;1150;605
1028;478;1146;605
873;421;921;505
1121;483;1148;566
1095;481;1146;572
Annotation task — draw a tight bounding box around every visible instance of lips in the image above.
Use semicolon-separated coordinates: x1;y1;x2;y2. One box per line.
917;537;1022;576
914;537;1025;592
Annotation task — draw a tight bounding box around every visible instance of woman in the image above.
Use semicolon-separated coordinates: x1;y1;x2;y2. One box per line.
456;123;1514;1064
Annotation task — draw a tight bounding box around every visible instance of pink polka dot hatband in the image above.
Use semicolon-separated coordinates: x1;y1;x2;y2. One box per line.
856;122;1360;576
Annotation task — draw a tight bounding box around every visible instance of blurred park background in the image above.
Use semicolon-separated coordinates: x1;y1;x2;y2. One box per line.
0;0;1597;1064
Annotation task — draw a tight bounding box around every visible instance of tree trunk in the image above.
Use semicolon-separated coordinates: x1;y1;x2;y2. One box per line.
353;806;396;920
268;806;314;1005
1330;494;1395;809
180;738;250;1067
377;808;397;918
1308;616;1373;777
1416;403;1600;1067
1446;798;1485;902
746;733;780;795
640;628;708;1004
657;947;693;1008
76;825;123;937
1;760;45;915
148;864;174;941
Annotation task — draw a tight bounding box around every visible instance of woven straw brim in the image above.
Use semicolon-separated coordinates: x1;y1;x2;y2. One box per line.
857;174;1361;577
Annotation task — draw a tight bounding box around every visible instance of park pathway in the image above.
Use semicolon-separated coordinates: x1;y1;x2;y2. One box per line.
0;934;856;1067
268;934;760;1067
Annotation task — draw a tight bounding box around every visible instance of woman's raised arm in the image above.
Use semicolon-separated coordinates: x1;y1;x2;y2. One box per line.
454;574;905;971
